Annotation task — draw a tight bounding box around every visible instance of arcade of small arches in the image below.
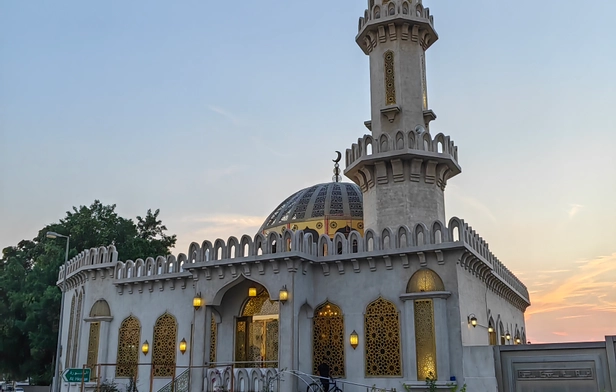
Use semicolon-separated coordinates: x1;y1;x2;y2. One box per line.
71;268;523;383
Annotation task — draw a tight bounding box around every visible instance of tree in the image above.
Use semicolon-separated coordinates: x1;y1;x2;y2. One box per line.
0;201;177;384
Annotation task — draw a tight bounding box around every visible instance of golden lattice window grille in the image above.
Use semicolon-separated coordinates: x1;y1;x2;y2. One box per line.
364;297;402;377
384;51;396;105
414;299;437;380
65;295;76;369
209;315;217;364
407;269;445;293
242;290;279;317
313;302;345;377
152;313;177;377
87;322;100;375
71;292;83;367
116;316;141;377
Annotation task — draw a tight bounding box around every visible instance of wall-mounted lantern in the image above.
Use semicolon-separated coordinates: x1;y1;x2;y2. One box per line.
193;293;203;310
179;338;187;355
468;314;478;327
349;330;359;349
488;325;494;333
279;286;288;303
141;340;149;355
505;331;511;341
248;287;257;297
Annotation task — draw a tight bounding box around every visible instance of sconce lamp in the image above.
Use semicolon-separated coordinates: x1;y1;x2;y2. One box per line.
349;330;359;349
179;338;187;355
193;293;203;310
515;335;521;344
505;331;511;341
488;325;494;333
279;286;288;303
468;314;478;328
248;287;257;297
141;340;149;355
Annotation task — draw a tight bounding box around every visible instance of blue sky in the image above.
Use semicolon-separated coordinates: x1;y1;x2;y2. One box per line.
1;0;615;342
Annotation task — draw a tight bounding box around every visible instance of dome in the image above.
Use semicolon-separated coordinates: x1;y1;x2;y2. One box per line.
260;182;364;237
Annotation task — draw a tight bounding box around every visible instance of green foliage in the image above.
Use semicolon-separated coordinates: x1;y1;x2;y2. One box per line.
0;201;176;384
95;380;121;392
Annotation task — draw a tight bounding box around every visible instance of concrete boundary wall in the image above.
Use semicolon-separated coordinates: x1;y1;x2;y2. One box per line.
494;336;616;392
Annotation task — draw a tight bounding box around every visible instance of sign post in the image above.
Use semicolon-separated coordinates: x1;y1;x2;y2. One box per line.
62;368;91;383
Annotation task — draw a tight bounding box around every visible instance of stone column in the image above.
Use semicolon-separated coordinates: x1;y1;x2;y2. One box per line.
402;300;418;380
98;321;111;381
433;298;450;380
190;305;207;392
277;287;296;391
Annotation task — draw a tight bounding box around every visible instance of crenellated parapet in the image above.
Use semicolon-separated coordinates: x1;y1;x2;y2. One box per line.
57;245;118;287
345;129;460;192
56;216;529;309
357;0;437;54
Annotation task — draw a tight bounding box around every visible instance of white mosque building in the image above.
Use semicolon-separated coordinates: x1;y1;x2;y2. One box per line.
55;1;532;391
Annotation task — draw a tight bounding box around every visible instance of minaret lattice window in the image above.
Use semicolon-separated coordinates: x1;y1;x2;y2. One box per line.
313;302;346;377
384;51;396;105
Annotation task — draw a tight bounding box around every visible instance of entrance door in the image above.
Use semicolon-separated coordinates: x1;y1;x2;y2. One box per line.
235;315;278;367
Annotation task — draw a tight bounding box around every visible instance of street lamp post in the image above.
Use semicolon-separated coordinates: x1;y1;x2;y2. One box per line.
47;231;70;392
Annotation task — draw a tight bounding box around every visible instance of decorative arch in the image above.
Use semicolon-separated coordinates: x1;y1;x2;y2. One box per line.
89;299;111;318
364;297;401;376
407;269;445;293
152;313;177;377
116;316;141;377
313;302;345;377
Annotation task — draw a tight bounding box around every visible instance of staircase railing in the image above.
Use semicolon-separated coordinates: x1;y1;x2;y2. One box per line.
157;368;190;392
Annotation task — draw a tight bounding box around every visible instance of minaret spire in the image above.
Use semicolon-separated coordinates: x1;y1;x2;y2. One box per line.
345;0;461;233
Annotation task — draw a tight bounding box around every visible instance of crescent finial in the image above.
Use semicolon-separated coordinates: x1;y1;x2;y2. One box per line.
333;150;342;163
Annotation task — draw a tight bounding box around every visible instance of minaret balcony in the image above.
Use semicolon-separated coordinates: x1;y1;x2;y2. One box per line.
356;13;438;54
344;131;461;192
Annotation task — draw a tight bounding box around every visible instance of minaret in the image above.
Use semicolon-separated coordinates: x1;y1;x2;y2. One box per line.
345;0;461;233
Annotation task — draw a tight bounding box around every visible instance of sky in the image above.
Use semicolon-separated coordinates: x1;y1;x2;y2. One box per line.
1;0;615;344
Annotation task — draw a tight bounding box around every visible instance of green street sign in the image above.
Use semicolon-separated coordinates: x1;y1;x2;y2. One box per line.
62;368;91;383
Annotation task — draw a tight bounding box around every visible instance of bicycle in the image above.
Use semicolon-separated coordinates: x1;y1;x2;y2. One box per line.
307;377;343;392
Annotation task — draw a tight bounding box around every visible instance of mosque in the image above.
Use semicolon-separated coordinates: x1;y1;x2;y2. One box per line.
55;1;533;391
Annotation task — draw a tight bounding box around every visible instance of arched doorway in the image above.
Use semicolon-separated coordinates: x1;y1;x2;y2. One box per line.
235;288;279;368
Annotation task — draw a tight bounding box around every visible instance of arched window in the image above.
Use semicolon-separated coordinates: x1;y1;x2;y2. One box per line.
86;300;110;374
116;316;141;377
488;318;496;346
71;292;83;366
384;51;396;105
407;269;444;380
152;313;178;377
499;321;505;345
313;302;345;377
209;315;217;364
364;297;401;376
65;295;76;368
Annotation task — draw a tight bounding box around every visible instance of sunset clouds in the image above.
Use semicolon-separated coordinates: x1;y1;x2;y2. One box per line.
524;253;616;342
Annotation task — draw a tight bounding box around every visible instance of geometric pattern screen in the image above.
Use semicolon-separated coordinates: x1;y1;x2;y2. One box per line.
152;313;177;377
414;299;437;380
364;297;401;377
312;302;345;377
116;316;141;377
